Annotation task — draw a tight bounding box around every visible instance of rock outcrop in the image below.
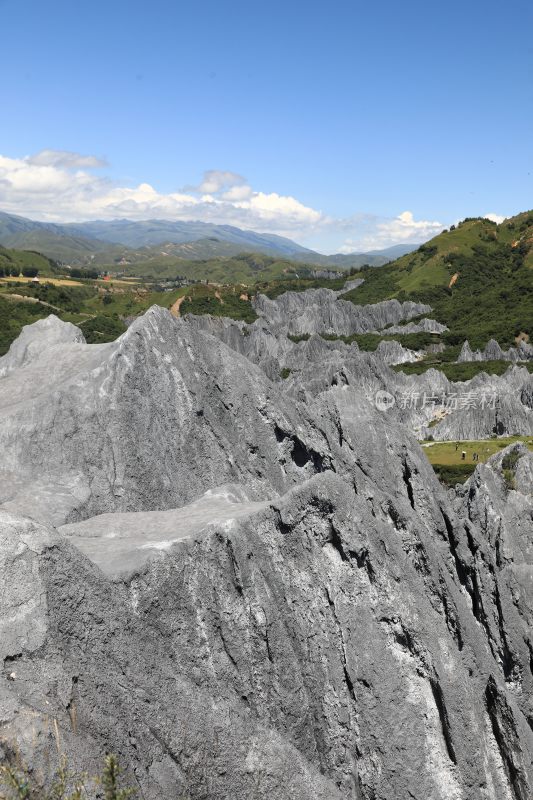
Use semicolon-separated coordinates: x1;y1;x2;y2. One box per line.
1;308;533;800
0;314;85;378
374;338;421;364
253;288;431;336
186;313;533;440
458;338;533;363
0;308;334;525
378;317;449;335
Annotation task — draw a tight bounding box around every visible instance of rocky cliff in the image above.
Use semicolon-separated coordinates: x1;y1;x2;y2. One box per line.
1;308;533;800
253;288;432;336
187;313;533;441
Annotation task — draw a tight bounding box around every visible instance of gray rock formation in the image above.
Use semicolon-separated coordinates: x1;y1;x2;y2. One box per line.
374;338;421;365
59;484;270;579
185;313;420;373
1;308;533;800
458;338;533;363
0;314;85;378
0;307;334;525
186;313;533;440
253;288;431;336
378;317;449;335
453;445;533;745
310;268;348;281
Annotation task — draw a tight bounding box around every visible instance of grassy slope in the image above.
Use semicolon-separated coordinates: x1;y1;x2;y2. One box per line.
341;212;533;364
423;436;533;486
0;246;55;273
423;435;533;465
112;252;344;284
1;230;128;264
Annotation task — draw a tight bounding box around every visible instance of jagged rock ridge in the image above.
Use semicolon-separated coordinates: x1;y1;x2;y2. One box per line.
458;338;533;363
253;288;433;335
0;308;533;800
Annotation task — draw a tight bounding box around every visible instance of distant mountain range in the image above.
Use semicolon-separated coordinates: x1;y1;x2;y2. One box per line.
0;210;419;268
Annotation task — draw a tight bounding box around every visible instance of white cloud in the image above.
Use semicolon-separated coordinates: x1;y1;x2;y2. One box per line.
0;150;452;252
484;212;506;224
338;239;363;255
0;153;323;237
375;210;444;245
336;211;445;252
239;192;322;227
27;149;108;169
196;169;246;194
221;184;253;201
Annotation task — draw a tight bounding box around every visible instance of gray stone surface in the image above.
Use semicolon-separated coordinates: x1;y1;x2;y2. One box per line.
374;338;421;364
59;485;269;579
0;314;86;378
0;307;332;523
378;317;449;335
1;306;533;799
458;338;533;363
253;288;431;335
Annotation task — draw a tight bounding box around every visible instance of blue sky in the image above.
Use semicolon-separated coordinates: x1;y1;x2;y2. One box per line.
1;0;532;252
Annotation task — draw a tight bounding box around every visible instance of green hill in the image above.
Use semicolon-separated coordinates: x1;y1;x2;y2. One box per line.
0;245;56;275
2;230;130;265
112;252;345;284
0;211;408;270
342;212;533;358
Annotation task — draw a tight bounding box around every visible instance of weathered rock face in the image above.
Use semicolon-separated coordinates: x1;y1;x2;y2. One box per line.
0;314;85;378
378;317;449;335
253;288;431;336
425;368;533;441
374;338;421;364
453;446;533;783
458;339;533;363
185;311;532;443
455;445;533;680
1;308;533;800
0;308;333;525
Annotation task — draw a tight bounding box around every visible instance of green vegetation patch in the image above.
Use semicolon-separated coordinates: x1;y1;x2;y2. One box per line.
180;285;258;323
394;359;533;380
258;274;349;298
81;314;127;343
342;214;533;353
0;246;56;276
431;463;477;486
288;333;311;343
0;753;134;800
422;436;533;486
115;252;345;286
3;281;97;310
0;295;47;355
321;331;440;351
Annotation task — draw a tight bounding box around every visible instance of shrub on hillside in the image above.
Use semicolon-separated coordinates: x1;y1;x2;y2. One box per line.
0;754;134;800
